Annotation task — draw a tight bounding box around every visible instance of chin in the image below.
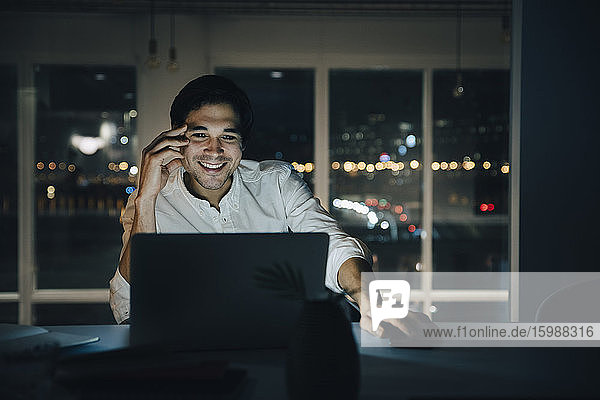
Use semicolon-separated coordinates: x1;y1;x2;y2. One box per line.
200;180;227;190
195;172;230;190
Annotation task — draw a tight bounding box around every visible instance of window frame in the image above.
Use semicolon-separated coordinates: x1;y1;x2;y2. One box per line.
5;48;517;324
12;57;137;325
210;54;514;320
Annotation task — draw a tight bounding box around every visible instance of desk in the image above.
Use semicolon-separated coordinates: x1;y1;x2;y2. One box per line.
41;324;598;399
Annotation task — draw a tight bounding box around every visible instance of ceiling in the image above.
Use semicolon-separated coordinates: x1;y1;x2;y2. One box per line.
1;1;511;17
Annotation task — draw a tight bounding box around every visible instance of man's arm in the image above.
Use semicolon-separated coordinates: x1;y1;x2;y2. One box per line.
281;168;371;294
118;196;159;282
337;257;372;307
117;125;189;282
279;164;372;295
282;168;435;338
109;126;189;324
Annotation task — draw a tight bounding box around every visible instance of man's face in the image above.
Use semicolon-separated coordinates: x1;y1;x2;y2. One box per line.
181;103;243;193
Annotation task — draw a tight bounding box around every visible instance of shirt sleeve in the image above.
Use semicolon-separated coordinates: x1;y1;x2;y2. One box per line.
109;190;136;324
109;267;130;324
281;168;372;293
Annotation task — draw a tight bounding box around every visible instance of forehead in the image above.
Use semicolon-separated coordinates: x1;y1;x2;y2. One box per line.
185;103;240;126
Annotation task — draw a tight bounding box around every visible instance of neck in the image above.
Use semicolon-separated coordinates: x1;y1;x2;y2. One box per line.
183;172;232;211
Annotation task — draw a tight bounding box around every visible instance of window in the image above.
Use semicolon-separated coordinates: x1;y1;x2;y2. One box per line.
32;65;136;323
33;304;116;325
329;70;423;272
5;63;510;323
215;68;315;188
0;65;18;322
432;70;510;272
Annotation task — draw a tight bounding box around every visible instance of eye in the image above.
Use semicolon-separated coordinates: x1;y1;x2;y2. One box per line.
189;131;208;138
221;135;240;142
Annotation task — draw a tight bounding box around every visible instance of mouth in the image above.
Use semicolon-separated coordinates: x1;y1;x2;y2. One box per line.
198;161;227;172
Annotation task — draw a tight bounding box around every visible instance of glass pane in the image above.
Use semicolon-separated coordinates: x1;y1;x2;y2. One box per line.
0;303;18;324
0;65;18;292
432;70;510;272
34;303;115;325
214;68;315;189
34;65;137;288
330;70;423;272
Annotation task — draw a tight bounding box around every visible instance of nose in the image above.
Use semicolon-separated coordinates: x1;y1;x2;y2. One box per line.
204;136;224;155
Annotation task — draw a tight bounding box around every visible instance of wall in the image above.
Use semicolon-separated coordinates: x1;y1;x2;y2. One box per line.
0;12;510;155
518;0;600;271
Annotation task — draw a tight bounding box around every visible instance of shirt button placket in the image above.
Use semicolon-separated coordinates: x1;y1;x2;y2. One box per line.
221;214;232;232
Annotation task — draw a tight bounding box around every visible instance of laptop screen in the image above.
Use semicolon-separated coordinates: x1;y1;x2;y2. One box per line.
130;232;329;350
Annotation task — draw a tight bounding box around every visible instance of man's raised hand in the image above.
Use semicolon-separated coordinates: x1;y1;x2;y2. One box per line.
137;125;189;200
118;125;189;282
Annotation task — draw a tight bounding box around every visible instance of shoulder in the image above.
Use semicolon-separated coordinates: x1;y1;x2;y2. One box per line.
237;159;295;183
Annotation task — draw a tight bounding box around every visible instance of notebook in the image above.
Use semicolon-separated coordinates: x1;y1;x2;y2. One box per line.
129;233;329;350
0;323;99;356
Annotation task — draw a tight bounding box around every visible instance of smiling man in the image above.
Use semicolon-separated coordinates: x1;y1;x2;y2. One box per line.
109;75;375;325
109;75;434;337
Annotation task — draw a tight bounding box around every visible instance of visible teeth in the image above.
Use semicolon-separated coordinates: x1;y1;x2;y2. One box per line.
200;161;225;169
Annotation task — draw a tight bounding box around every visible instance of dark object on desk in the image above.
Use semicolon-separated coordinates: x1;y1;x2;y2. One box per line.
0;324;97;399
55;346;247;399
130;233;329;350
251;249;360;398
286;300;360;400
0;323;99;357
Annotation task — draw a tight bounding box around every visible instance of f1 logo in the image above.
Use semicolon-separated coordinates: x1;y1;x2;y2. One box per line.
369;280;411;331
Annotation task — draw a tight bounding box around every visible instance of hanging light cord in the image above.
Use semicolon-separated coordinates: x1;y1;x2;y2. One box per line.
150;1;156;41
167;11;179;71
452;1;465;98
456;3;462;75
170;13;174;49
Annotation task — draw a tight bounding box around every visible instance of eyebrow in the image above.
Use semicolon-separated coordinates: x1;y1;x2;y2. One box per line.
188;125;240;135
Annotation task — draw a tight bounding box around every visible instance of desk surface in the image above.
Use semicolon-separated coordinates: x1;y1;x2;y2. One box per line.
42;323;598;399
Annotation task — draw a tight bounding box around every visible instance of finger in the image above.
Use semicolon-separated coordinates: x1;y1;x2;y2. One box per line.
163;124;187;137
146;137;189;155
391;314;433;337
148;148;185;167
385;319;412;337
381;321;409;341
144;125;188;153
414;311;433;323
360;315;385;337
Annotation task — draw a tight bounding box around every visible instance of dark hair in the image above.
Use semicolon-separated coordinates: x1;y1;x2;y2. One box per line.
170;75;254;147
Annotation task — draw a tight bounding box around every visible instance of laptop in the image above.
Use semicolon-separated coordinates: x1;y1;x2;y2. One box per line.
129;233;329;350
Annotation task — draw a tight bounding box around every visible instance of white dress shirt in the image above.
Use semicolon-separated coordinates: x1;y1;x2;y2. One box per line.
109;159;371;323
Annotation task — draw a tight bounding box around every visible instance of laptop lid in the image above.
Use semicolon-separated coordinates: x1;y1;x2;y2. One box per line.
129;232;329;350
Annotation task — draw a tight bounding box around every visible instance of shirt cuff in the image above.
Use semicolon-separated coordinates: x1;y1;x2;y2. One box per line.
326;237;372;294
109;268;130;324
